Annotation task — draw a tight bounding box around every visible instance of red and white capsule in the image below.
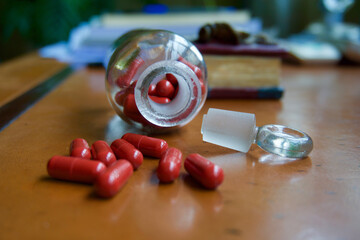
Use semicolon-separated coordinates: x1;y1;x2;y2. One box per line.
95;160;133;198
121;133;168;158
47;155;106;183
70;138;91;159
91;140;117;167
157;147;182;183
184;153;224;189
110;139;143;170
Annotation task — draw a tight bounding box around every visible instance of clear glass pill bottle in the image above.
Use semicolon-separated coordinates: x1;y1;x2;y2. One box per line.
105;29;207;131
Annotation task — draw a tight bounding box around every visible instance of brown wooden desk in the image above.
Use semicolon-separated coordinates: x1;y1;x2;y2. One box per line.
0;53;359;240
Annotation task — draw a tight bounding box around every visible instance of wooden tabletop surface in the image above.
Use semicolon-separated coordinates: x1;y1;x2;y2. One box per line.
0;53;359;240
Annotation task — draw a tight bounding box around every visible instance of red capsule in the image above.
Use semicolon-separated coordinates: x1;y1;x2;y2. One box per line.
148;84;157;96
156;79;175;98
178;56;202;80
193;67;203;80
177;57;206;96
123;93;140;116
95;160;133;198
126;80;137;95
116;58;144;88
199;78;206;96
110;139;143;170
173;85;179;99
157;148;182;183
91;140;117;167
70;138;91;159
47;156;106;183
122;133;168;158
184;153;224;189
123;93;149;125
149;95;171;104
166;73;178;87
115;90;127;106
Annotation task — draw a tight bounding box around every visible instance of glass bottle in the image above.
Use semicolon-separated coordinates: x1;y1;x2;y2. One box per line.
105;29;207;132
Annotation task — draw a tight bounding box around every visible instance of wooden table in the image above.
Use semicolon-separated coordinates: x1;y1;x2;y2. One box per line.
0;53;359;240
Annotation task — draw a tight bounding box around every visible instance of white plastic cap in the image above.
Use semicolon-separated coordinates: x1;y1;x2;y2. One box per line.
201;108;257;152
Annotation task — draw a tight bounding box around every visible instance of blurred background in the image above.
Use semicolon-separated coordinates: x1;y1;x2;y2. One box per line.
0;0;359;63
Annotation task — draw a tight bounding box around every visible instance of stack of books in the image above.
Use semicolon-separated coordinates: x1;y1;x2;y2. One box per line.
195;43;287;99
40;11;261;65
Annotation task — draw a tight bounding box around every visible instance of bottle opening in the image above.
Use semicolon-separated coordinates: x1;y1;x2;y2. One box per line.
135;60;202;127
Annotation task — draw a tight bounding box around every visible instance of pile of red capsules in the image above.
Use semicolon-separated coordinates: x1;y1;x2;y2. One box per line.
113;57;206;126
47;133;224;198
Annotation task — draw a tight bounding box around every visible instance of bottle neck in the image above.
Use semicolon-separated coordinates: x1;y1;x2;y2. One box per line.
134;60;203;128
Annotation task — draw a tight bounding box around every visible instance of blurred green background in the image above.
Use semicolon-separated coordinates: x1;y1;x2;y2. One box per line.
0;0;359;62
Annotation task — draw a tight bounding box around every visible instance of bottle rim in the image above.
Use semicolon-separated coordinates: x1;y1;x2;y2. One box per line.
135;60;203;127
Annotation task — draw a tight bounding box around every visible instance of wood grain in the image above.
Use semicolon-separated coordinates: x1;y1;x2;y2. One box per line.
0;59;359;240
0;52;67;107
0;66;73;130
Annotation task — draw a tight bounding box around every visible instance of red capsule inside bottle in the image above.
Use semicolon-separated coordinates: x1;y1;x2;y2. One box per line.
176;57;205;96
173;85;179;99
146;74;178;105
95;160;133;198
157;147;182;183
156;79;175;98
149;95;171;104
47;155;106;183
121;133;168;158
178;56;202;80
110;139;143;170
148;84;157;96
166;73;178;87
184;153;224;189
70;138;91;159
126;80;137;95
115;90;127;106
91;140;117;167
116;58;144;88
199;78;206;96
123;93;150;125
